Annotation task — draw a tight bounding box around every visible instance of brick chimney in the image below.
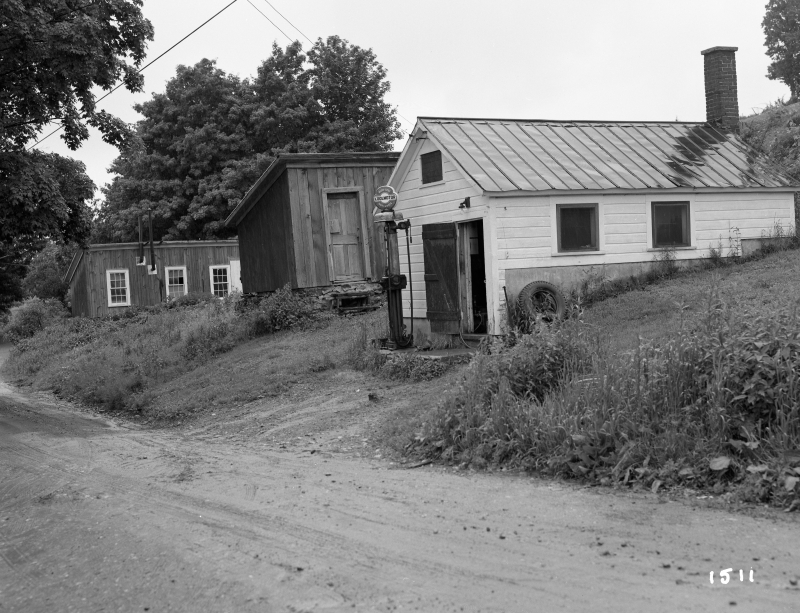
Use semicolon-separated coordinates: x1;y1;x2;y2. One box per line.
701;46;739;132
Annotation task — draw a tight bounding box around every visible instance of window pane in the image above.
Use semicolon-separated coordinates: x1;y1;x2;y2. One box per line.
559;207;597;251
109;272;128;304
654;204;689;246
212;267;229;297
421;150;443;184
168;269;185;297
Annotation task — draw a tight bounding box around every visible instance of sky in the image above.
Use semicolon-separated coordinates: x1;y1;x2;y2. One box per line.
34;0;788;198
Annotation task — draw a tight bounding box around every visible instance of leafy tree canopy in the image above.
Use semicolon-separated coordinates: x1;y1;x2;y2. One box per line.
22;242;78;301
1;0;154;311
764;0;800;101
94;36;402;242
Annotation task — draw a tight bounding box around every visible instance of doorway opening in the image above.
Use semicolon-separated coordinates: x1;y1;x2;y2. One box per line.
458;219;488;334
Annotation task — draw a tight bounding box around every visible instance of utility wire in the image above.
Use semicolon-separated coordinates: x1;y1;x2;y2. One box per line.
259;0;313;44
246;0;293;43
28;0;241;150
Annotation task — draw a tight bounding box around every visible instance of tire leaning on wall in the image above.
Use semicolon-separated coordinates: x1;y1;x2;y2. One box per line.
516;281;566;322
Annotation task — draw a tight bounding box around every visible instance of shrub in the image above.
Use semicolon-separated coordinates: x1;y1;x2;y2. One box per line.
406;291;800;507
1;298;67;342
241;284;329;336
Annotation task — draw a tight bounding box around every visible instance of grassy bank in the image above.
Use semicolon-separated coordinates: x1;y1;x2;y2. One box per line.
1;288;357;418
397;248;800;508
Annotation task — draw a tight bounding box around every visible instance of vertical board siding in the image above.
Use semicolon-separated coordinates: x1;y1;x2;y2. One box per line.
239;173;293;292
70;242;239;317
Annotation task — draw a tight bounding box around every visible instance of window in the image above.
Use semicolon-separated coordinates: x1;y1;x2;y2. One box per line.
557;204;599;252
421;150;443;184
106;269;130;307
652;202;690;247
165;266;188;298
209;265;230;298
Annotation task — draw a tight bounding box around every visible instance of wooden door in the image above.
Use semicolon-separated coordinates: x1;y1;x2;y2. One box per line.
422;223;460;334
327;192;364;282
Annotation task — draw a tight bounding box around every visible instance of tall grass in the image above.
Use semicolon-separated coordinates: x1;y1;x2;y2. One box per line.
3;286;334;413
407;289;800;506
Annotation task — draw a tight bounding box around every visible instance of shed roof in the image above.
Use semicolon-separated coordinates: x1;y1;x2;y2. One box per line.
413;117;797;194
225;151;400;227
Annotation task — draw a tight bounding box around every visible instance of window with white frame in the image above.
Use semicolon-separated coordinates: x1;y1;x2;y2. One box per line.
652;201;690;247
165;266;188;298
106;269;130;307
209;265;230;298
557;203;599;252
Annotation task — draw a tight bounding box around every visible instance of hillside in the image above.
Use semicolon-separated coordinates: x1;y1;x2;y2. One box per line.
741;101;800;185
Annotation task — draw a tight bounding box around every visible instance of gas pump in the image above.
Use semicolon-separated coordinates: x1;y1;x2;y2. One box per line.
373;186;414;349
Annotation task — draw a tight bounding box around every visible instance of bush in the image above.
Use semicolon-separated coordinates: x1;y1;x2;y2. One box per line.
1;298;67;342
240;284;330;336
406;292;800;507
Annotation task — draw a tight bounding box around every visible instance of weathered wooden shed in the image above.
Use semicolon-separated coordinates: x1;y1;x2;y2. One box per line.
387;47;799;337
225;152;400;293
64;240;241;318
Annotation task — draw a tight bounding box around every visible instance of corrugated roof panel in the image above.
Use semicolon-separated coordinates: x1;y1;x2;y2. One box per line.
658;124;741;187
582;125;666;189
549;125;629;189
521;124;599;188
599;125;685;188
416;118;797;193
574;125;652;189
637;125;717;187
501;123;583;190
487;123;562;190
458;121;535;190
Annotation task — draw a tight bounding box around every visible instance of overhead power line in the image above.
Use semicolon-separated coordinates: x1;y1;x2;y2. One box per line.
29;0;241;150
260;0;313;44
246;0;293;43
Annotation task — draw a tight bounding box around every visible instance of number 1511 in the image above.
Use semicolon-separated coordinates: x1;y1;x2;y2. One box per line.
710;568;754;584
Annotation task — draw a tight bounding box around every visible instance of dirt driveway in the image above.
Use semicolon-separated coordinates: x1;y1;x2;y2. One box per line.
1;345;799;612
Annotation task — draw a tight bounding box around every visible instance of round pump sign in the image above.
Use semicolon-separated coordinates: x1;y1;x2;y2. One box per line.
373;185;398;211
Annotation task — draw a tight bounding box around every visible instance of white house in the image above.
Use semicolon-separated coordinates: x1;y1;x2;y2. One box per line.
387;46;797;337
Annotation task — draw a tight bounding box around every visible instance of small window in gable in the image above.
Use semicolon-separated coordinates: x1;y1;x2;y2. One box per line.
165;266;188;298
106;269;131;307
210;265;230;298
557;204;599;252
652;202;690;247
421;150;443;184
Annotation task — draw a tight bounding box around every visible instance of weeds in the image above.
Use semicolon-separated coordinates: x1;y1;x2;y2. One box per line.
405;288;800;508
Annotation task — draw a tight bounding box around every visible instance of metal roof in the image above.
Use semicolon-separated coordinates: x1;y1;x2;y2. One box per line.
418;118;796;193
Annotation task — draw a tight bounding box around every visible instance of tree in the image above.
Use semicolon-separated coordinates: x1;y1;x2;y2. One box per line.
22;242;77;301
95;36;401;242
0;0;153;311
763;0;800;101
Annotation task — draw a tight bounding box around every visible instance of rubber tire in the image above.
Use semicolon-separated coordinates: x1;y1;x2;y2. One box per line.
516;281;566;322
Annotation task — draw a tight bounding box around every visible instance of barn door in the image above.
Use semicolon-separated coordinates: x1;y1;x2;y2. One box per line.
422;223;460;334
326;192;365;282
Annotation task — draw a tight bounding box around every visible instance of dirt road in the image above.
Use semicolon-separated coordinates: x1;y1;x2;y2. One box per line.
1;345;799;612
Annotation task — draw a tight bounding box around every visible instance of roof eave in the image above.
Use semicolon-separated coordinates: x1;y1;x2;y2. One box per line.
484;185;800;197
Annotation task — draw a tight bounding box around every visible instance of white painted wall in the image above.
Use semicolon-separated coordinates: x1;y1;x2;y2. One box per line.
394;139;483;329
495;190;794;315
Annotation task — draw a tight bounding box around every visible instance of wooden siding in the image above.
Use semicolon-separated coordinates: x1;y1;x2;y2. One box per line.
286;164;394;287
394;141;482;325
495;191;795;312
238;173;294;293
70;242;239;318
